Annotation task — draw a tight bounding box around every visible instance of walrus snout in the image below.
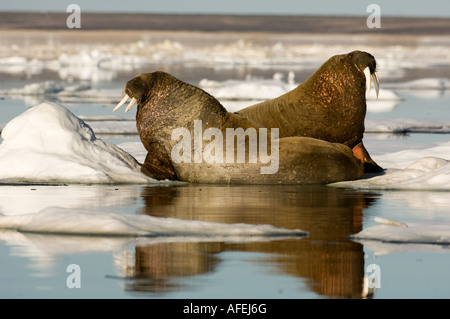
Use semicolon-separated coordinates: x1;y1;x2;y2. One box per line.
113;74;152;113
348;50;379;98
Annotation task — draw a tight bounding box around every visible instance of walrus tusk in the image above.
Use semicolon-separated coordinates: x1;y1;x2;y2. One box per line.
372;72;379;98
125;97;137;112
113;94;130;112
364;67;371;95
364;67;380;99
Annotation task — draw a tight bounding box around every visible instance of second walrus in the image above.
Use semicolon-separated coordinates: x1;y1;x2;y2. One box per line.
238;50;383;173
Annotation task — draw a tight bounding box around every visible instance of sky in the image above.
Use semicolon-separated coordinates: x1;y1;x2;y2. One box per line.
0;0;449;17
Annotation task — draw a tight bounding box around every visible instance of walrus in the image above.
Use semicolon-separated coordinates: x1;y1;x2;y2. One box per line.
237;50;383;173
113;71;364;184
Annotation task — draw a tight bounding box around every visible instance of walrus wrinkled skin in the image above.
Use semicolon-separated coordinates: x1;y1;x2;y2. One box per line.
114;71;364;184
238;50;383;173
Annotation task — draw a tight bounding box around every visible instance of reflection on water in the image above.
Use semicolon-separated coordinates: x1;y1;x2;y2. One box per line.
121;185;379;298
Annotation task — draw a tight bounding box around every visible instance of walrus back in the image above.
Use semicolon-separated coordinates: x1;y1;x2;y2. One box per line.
238;52;369;148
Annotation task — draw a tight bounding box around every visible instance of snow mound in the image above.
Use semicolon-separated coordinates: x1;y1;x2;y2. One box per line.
0;102;154;184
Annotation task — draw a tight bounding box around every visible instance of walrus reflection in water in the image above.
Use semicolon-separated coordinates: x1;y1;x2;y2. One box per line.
112;53;382;184
238;50;383;173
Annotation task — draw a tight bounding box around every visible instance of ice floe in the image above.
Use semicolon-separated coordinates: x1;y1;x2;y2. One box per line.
385;78;450;90
0;102;154;184
351;217;450;244
332;156;450;190
0;206;307;237
365;118;450;134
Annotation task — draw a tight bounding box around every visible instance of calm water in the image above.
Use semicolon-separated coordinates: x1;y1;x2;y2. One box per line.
1;67;450;299
0;183;449;299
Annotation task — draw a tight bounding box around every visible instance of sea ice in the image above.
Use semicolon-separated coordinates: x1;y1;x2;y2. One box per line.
351;217;450;244
0;206;308;237
0;102;154;184
331;156;450;190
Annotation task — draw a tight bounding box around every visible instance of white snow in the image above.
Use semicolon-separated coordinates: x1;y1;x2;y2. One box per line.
7;81;64;95
2;34;450;75
0;56;44;75
331;142;450;190
0;102;154;184
385;78;450;90
365;118;450;134
0;206;307;237
351;217;450;244
199;72;298;101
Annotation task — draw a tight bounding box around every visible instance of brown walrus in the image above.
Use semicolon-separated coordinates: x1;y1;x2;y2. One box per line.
238;50;383;173
113;71;363;184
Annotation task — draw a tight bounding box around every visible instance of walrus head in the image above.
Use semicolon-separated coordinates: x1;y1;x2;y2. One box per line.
113;73;153;113
343;51;382;172
347;50;379;98
340;51;382;173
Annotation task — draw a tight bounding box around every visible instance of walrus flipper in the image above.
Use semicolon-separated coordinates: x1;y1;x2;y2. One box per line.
351;141;384;173
141;142;178;181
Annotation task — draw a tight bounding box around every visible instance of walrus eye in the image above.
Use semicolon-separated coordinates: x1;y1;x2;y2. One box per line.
112;94;138;113
363;67;379;98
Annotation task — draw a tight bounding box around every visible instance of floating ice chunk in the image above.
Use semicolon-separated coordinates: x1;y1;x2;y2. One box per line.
366;88;401;101
199;73;298;101
366;100;400;113
365;118;450;133
0;56;43;75
0;206;308;238
386;78;450;90
375;141;450;169
331;157;450;190
350;218;450;244
8;81;64;95
0;102;154;184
